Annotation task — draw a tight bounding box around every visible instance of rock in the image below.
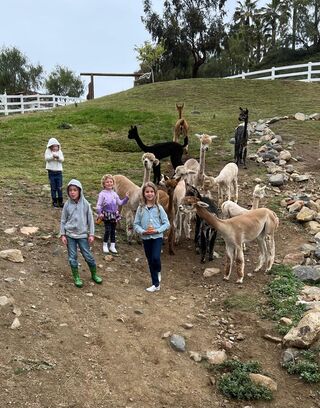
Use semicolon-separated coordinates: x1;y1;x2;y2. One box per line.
203;267;220;277
263;334;283;343
281;348;300;365
4;227;17;234
283;308;320;348
309;113;320;120
182;323;193;329
205;350;227;365
285;164;295;174
299;243;316;256
296;207;317;222
269;174;285;187
170;334;186;352
300;285;320;302
0;295;13;306
279;150;292;161
287;200;305;213
20;226;39;235
0;249;24;263
11;317;21;329
162;331;171;339
294;175;311;182
295;112;306;121
292;265;320;283
283;252;304;266
304;221;320;234
13;305;22;316
134;309;144;315
189;351;202;362
280;317;293;326
249;373;277;392
314;247;320;260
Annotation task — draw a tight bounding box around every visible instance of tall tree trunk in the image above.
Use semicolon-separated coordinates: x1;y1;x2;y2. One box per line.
314;0;320;47
292;4;297;51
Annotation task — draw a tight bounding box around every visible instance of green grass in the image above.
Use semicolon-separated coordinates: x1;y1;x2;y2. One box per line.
210;360;273;401
1;78;320;193
224;292;260;312
263;264;306;334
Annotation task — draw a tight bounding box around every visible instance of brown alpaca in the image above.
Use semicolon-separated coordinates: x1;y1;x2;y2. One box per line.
174;103;189;152
160;175;181;255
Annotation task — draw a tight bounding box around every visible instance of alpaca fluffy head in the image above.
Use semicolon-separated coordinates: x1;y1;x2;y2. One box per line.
253;184;266;199
195;133;218;151
142;152;159;169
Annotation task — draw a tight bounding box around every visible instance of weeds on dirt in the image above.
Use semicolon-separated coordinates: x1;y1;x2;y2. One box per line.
224;293;260;312
283;349;320;383
263;264;306;334
209;360;273;401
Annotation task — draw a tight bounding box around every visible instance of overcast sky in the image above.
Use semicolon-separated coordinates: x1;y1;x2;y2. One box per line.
1;0;266;98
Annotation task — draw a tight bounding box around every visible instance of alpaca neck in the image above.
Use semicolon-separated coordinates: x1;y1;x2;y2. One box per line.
142;167;151;185
134;134;148;152
195;206;227;235
198;148;206;183
167;189;175;221
243;117;248;138
251;196;260;210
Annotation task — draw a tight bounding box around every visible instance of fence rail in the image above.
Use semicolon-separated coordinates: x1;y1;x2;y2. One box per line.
0;93;83;116
225;61;320;82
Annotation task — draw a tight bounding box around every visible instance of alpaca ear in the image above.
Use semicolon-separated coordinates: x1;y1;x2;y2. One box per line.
195;133;202;139
239;107;242;110
154;159;160;166
209;135;218;140
197;201;209;208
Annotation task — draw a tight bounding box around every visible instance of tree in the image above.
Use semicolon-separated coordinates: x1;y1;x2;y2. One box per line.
0;46;43;94
261;0;291;49
134;41;165;82
142;0;227;78
45;66;84;97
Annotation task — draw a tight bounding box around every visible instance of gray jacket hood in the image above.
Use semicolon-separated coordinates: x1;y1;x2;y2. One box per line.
67;179;83;200
47;137;61;148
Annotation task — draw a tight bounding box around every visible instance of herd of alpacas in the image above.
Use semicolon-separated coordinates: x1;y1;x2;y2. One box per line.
113;105;279;284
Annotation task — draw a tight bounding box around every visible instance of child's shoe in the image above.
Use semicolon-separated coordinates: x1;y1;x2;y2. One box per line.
89;266;103;284
52;199;58;208
109;243;118;254
71;267;83;288
146;285;160;292
103;242;109;253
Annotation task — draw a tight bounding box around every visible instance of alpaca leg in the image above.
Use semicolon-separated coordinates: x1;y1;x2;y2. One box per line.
227;185;231;201
208;230;217;262
223;245;234;281
265;234;275;271
234;178;238;203
235;247;245;284
183;213;191;239
254;237;267;272
243;146;248;169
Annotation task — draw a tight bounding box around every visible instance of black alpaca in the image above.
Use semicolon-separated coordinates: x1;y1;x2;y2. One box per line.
234;107;249;168
128;125;188;184
186;185;219;264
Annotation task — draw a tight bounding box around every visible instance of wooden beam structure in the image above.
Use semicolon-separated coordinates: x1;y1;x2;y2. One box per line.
80;72;146;99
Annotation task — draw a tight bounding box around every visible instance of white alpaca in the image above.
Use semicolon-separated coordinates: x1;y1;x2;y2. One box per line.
182;158;200;186
203;162;238;206
194;133;218;187
221;184;266;218
179;196;279;283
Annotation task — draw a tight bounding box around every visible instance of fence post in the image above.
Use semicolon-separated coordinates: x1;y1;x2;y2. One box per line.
241;71;245;79
271;67;275;80
4;91;8;116
20;94;24;114
307;62;312;82
52;95;56;108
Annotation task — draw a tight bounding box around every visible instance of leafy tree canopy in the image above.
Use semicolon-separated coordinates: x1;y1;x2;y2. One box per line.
45;65;84;97
0;46;43;94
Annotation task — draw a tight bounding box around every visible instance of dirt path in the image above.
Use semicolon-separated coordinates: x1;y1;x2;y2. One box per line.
1;141;320;408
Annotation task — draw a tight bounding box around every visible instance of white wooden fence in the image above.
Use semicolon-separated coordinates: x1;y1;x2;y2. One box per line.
0;93;83;116
225;61;320;82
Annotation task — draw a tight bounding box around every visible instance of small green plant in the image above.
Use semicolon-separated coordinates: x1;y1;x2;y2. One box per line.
211;360;273;401
263;264;306;334
284;350;320;383
224;293;260;312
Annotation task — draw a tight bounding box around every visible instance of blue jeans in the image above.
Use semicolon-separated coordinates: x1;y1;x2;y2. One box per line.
142;238;162;287
67;237;96;269
48;170;63;200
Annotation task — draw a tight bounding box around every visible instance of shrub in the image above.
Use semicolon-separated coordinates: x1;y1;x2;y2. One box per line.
284;350;320;383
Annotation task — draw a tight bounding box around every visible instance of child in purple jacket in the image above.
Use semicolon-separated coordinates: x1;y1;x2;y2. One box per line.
96;174;129;254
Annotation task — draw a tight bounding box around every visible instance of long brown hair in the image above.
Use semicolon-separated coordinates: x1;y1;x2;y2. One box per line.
140;182;159;206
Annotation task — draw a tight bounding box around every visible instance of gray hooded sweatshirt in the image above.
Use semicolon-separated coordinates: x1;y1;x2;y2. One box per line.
60;179;94;239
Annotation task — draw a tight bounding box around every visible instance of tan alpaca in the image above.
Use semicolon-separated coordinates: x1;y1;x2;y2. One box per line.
194;133;218;187
174;103;189;152
179;196;279;283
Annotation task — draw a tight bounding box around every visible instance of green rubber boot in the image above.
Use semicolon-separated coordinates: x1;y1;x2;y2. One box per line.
89;266;103;284
71;267;83;288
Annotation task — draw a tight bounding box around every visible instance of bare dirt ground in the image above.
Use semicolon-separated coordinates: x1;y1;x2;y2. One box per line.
1;139;320;408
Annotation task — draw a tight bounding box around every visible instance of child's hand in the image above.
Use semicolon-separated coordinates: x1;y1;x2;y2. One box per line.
61;235;67;245
88;235;95;244
143;229;156;235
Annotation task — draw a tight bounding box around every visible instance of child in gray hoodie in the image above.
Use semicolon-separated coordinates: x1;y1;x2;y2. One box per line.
60;179;102;287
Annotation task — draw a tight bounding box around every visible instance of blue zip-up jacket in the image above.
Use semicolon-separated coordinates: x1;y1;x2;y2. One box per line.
133;204;170;240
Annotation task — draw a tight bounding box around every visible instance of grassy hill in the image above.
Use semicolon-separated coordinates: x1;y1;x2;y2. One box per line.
1;78;320;192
